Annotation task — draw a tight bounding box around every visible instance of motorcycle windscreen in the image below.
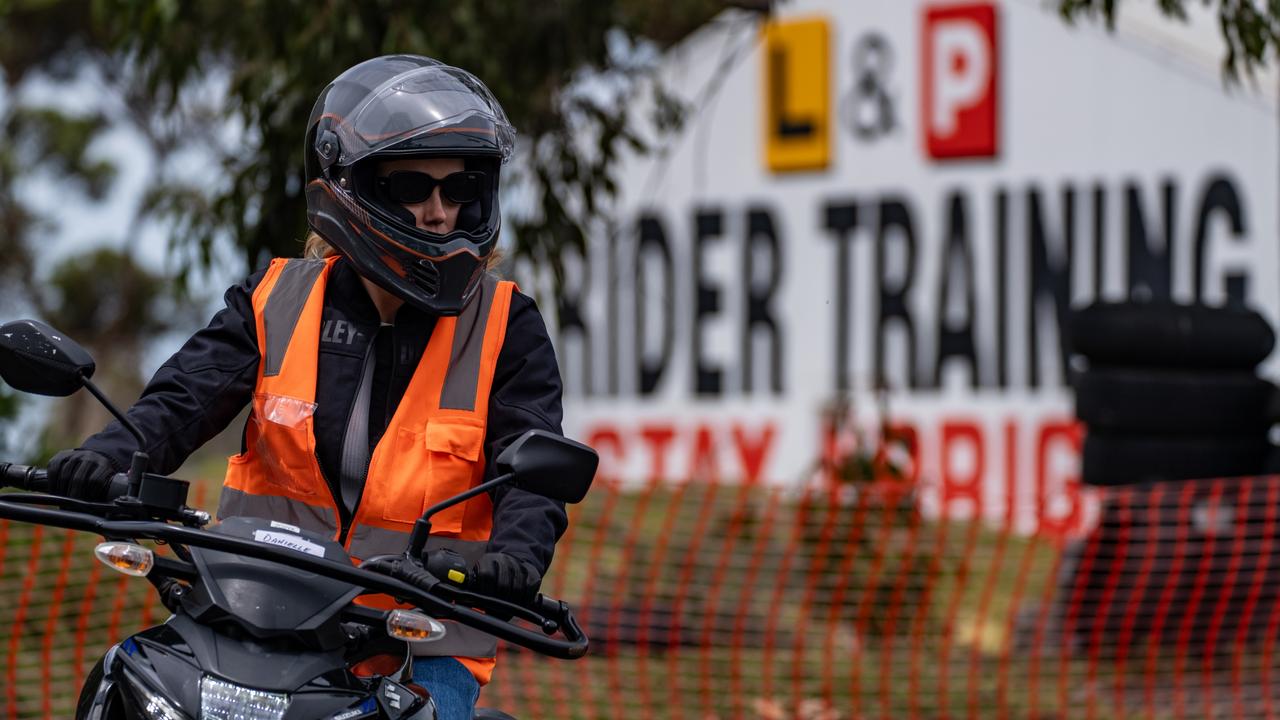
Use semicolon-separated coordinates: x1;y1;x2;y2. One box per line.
187;517;363;642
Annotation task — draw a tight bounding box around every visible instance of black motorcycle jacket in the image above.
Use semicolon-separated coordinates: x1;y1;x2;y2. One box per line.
79;258;568;574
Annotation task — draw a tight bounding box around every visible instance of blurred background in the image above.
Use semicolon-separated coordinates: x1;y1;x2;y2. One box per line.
4;0;1280;717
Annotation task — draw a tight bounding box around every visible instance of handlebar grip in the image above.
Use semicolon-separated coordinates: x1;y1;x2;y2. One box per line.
0;463;130;499
104;473;131;500
1;463;47;491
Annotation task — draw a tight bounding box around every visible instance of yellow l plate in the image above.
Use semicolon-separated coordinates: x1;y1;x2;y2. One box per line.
762;16;831;173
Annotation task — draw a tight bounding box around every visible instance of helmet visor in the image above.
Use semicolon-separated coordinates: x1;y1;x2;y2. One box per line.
333;65;515;166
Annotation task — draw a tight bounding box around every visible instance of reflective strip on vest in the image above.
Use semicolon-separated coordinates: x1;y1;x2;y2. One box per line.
216;486;337;536
348;524;488;566
261;259;329;377
416;621;498;658
440;274;498;411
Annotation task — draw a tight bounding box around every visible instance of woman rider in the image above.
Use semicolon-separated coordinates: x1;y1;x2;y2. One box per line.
46;55;567;719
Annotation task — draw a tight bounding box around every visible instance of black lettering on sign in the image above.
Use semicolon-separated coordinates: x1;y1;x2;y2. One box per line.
636;214;676;396
770;47;815;139
743;207;784;395
824;200;860;393
842;32;897;141
1193;174;1247;304
933;191;979;389
1225;275;1249;308
693;208;724;396
876;198;919;390
556;249;592;397
1026;185;1075;389
1125;179;1176;302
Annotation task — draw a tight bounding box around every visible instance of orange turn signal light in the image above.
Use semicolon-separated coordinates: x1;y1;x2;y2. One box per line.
93;542;154;577
386;610;447;643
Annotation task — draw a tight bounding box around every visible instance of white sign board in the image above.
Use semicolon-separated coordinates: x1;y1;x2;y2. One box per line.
540;0;1278;536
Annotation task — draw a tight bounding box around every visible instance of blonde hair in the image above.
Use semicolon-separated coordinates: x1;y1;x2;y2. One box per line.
303;232;503;269
303;232;340;259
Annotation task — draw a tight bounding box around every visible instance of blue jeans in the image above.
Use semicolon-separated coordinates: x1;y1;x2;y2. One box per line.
412;657;479;720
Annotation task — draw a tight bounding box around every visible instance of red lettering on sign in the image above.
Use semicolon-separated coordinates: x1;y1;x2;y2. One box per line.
1036;420;1084;536
639;424;678;484
731;422;777;485
940;420;985;516
687;425;721;483
582;414;1094;536
922;2;999;159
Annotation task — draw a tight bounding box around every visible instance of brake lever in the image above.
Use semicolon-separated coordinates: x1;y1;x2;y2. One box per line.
0;492;137;518
436;585;560;634
361;554;559;633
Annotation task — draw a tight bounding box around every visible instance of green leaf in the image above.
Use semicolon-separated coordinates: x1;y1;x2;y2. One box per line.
2;0;739;290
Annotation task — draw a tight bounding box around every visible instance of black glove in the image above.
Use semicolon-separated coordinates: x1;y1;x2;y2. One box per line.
47;449;117;501
472;552;542;604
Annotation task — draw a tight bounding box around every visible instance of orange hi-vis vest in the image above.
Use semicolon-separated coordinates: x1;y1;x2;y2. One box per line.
217;256;516;684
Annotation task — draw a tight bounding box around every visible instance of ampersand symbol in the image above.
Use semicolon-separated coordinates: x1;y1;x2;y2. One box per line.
842;33;897;141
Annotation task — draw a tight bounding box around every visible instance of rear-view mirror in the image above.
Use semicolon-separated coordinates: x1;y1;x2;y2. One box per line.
0;320;95;397
494;430;597;504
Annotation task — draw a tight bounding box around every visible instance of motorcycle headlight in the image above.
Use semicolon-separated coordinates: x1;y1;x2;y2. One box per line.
200;676;290;720
141;694;188;720
122;668;190;720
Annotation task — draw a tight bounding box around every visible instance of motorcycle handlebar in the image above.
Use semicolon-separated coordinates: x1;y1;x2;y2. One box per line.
365;554;585;648
0;472;589;658
0;462;43;490
534;594;585;644
0;463;131;500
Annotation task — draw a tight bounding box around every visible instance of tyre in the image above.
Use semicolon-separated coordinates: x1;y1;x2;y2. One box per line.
1081;432;1267;486
1069;301;1275;370
1074;368;1273;433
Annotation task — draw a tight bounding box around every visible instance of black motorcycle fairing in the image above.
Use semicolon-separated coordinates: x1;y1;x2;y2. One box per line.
160;614;360;695
80;617;426;720
103;635;203;720
75;646;122;719
182;517;364;649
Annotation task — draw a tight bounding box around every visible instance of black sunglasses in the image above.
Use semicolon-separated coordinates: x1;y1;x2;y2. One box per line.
376;170;485;205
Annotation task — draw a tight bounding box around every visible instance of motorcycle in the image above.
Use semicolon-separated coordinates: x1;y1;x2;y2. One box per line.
0;319;596;720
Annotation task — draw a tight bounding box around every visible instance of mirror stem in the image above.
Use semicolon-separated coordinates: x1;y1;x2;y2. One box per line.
406;473;513;559
80;374;149;492
80;376;146;450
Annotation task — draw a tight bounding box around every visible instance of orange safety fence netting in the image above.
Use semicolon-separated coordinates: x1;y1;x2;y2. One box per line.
4;476;1280;718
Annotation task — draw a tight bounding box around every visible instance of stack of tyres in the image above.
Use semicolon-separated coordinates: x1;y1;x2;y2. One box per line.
1070;301;1276;485
1062;301;1278;656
